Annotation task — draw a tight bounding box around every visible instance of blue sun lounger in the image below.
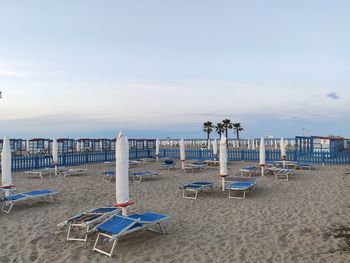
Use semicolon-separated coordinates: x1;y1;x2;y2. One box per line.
57;206;120;242
130;171;160;182
180;182;214;200
226;180;257;199
1;189;57;213
89;212;169;257
239;166;258;177
161;159;176;170
102;170;116;182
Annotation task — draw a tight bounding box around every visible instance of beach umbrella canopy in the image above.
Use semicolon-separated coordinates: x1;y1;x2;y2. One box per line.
280;137;286;159
26;139;30;152
180;138;185;161
156;139;160;156
115;132;130;215
213;138;218;157
1;136;12;189
52;138;58;164
219;136;228;191
259;137;266;176
76;141;80;152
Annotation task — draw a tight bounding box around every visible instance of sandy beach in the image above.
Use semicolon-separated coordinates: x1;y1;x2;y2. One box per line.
1;161;349;263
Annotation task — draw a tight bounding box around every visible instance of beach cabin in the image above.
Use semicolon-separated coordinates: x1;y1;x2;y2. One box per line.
0;139;24;155
57;138;75;154
78;138;93;151
28;138;51;154
295;135;346;153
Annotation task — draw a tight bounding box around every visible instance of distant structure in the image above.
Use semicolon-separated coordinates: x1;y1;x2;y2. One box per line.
0;91;2;98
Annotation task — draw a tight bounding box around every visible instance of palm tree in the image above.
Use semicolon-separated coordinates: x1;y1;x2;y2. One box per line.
232;123;244;140
222;118;233;147
203;121;213;146
215;123;225;139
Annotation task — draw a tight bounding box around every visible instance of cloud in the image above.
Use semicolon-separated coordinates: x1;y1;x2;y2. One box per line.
326;92;339;99
0;65;64;77
127;83;177;92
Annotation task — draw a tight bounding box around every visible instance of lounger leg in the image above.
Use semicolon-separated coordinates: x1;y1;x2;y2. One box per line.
146;222;166;235
228;190;246;199
134;175;142;183
182;189;198;200
93;233;117;257
1;202;13;213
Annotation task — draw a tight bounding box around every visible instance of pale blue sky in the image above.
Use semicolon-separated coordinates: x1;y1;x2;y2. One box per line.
0;0;349;139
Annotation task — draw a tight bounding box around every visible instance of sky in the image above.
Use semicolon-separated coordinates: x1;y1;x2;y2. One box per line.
0;0;349;139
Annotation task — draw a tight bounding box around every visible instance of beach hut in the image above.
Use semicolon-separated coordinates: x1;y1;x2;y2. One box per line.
56;138;75;153
219;136;228;191
1;136;13;196
259;137;266;176
28;138;51;154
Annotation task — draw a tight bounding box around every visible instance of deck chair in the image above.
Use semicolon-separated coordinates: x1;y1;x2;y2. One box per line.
296;163;312;171
57;206;120;242
24;168;55;179
273;168;294;180
1;189;57;213
102;170;116;182
182;163;207;173
89;212;169;257
58;168;88;179
239;166;258;177
227;180;257;199
180;182;214;200
130;171;160;183
161;159;176;170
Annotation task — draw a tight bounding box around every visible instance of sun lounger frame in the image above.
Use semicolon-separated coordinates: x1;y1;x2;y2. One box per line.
227;180;257;199
58;168;88;179
181;182;214;200
90;213;168;257
58;206;120;242
1;189;57;213
131;171;160;183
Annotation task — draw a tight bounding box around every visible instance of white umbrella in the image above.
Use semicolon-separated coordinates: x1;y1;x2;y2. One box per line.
274;140;278;150
115;132;131;216
247;139;251;149
76;141;80;152
180;138;185;169
207;139;211;151
1;136;13;196
26;139;30;153
212;138;218;160
155;139;160;162
52;138;59;175
259;137;266;176
219;136;228;191
100;140;104;151
280;137;286;166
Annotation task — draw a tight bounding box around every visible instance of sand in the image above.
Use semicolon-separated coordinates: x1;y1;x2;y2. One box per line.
0;161;349;263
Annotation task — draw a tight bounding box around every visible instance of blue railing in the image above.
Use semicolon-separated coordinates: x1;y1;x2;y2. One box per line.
10;148;350;172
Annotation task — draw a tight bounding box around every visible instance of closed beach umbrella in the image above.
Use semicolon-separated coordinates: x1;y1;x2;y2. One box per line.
115;132;130;215
219;136;228;191
1;136;12;196
26;139;30;153
259;137;266;176
76;141;80;152
155;139;160;162
280;137;286;160
213;138;218;160
180;138;185;169
247;139;251;149
52;138;59;175
207;139;211;151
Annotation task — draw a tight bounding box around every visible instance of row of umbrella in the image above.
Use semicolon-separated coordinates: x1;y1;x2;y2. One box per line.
1;134;131;216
